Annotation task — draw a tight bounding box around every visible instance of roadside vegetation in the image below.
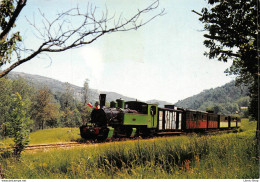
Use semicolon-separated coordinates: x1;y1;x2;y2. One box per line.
0;119;258;179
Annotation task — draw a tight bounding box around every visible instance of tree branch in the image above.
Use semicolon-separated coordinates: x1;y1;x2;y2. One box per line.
0;0;164;78
204;34;225;41
0;41;49;78
0;0;27;40
191;10;202;16
219;50;241;58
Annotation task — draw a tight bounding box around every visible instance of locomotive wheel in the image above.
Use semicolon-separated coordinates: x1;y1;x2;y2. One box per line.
125;127;133;138
96;128;109;141
80;125;95;140
141;129;150;138
113;126;133;138
138;128;154;138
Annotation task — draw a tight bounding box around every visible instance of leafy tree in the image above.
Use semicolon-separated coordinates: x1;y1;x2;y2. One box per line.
0;76;34;137
59;83;76;111
11;77;35;99
11;77;35;129
59;83;82;127
73;109;82;127
9;92;30;156
0;76;12;137
212;105;222;114
60;108;81;127
0;0;23;66
82;79;90;106
79;79;92;124
44;102;61;128
77;102;92;125
242;109;249;118
236;96;250;108
193;0;259;132
31;87;60;130
225;102;239;114
0;0;164;78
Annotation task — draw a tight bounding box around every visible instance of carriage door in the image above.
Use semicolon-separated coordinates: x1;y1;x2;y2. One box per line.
150;105;157;128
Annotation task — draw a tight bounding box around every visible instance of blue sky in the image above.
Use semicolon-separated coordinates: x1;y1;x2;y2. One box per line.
7;0;234;103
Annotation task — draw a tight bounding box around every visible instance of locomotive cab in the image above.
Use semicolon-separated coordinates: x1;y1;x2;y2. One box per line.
123;101;158;129
125;101;148;114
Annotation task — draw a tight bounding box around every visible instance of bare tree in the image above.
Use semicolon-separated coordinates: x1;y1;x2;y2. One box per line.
0;0;165;78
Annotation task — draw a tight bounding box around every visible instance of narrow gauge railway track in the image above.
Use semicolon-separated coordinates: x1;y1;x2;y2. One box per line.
0;142;86;151
24;129;237;150
0;129;237;151
0;134;181;152
24;142;85;150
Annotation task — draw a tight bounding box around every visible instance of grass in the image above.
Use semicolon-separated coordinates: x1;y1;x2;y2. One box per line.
0;119;259;179
0;128;81;148
28;128;80;145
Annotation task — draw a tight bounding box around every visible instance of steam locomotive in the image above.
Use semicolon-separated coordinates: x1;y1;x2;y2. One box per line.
79;94;241;141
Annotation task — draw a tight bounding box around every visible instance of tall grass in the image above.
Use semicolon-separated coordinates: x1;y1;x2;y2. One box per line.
0;119;258;179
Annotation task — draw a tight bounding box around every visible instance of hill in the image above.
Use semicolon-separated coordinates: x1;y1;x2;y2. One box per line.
8;71;86;100
8;72;168;105
8;72;249;114
8;72;137;103
174;81;249;115
146;99;172;107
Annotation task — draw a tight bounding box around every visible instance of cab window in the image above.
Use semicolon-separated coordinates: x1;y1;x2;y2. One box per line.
150;106;156;116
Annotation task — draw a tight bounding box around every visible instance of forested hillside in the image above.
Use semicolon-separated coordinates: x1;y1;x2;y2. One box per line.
0;75;90;135
8;72;137;103
8;72;99;103
175;81;249;115
8;72;169;105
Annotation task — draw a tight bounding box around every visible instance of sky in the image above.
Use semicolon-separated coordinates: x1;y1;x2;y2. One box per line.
5;0;235;103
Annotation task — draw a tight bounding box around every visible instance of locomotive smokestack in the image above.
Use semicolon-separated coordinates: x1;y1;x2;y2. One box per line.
99;94;106;109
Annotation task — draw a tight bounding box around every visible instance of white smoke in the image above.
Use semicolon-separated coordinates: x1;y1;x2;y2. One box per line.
80;47;104;89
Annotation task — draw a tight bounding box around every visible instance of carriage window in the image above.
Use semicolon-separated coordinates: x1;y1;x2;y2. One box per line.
142;105;148;114
193;114;196;120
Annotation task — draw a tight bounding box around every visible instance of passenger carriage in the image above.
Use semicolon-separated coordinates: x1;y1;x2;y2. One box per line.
207;112;218;129
219;115;229;129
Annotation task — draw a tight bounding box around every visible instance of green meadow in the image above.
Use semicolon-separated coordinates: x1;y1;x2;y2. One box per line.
0;119;259;179
0;128;80;148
